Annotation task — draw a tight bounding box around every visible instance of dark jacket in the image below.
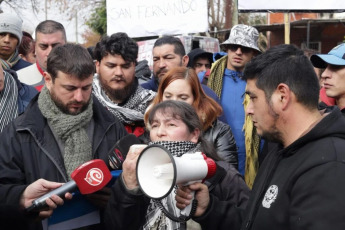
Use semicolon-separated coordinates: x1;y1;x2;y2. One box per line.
203;119;238;168
104;161;249;230
196;107;345;229
141;77;228;124
12;58;32;71
0;95;127;230
5;69;38;114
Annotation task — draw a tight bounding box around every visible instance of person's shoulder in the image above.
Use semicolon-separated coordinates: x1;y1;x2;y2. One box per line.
201;85;219;100
140;77;157;91
12;59;32;71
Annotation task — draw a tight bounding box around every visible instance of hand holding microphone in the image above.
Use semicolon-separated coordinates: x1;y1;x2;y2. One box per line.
25;159;112;213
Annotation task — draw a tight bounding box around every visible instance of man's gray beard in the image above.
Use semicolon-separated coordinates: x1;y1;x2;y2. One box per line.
101;78;137;103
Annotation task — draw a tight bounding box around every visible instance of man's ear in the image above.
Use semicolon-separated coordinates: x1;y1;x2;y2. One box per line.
182;55;189;67
95;60;100;74
275;83;291;110
44;72;53;90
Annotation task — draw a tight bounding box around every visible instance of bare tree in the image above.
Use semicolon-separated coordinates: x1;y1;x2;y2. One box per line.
0;0;39;14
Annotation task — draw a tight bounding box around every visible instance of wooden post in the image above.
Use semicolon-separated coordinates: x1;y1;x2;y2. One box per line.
284;13;290;44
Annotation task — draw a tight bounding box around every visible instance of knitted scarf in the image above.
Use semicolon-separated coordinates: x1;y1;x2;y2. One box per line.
0;71;18;132
92;74;156;125
38;86;93;179
208;56;260;189
144;141;199;230
0;49;21;70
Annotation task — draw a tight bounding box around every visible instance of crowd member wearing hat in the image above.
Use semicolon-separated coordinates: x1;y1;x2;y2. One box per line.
187;48;214;85
187;48;213;74
0;12;32;71
311;43;345;115
207;24;261;188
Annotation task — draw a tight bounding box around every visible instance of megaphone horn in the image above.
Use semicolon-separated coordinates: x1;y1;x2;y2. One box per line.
136;144;217;200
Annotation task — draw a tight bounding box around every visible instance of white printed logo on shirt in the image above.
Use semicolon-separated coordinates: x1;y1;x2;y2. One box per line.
262;185;278;208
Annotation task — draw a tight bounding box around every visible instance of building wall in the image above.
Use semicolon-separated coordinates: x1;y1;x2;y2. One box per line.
269;13;318;24
268;23;345;53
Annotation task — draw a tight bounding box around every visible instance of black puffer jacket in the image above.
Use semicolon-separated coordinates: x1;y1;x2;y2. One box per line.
203;119;238;168
0;95;127;230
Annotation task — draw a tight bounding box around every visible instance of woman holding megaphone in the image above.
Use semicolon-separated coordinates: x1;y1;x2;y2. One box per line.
104;100;249;230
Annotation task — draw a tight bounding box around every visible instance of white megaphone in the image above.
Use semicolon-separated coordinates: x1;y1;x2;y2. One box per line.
136;144;217;217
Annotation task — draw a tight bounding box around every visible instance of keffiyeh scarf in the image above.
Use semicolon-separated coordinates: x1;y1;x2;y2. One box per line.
0;71;18;132
144;141;199;230
92;74;156;125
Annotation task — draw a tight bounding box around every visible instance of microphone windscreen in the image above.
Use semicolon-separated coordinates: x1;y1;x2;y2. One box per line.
72;159;112;194
108;134;141;170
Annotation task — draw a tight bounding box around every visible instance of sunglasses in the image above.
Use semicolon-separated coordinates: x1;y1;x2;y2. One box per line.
226;44;252;54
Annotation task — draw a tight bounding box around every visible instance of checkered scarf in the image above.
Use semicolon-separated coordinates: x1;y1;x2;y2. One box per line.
143;141;198;230
92;74;155;125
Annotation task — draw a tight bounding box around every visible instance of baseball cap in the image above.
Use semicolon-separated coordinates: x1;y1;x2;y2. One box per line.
311;43;345;68
221;24;261;52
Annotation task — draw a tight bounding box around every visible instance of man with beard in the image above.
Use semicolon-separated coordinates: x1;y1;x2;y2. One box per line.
92;32;156;143
0;43;127;229
175;44;345;229
141;36;221;103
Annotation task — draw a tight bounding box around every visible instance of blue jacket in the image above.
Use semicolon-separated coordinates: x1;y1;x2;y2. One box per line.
5;69;38;114
11;59;32;71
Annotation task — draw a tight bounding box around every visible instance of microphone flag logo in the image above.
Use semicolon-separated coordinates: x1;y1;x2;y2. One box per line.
84;168;104;186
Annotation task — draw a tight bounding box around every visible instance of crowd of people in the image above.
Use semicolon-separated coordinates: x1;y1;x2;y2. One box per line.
1;10;345;230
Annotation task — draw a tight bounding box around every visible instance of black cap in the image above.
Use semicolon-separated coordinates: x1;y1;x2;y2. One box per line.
187;48;213;68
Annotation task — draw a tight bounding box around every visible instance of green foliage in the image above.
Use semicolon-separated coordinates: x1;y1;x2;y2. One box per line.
86;0;106;35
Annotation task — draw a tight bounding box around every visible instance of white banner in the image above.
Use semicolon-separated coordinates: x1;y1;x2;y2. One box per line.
238;0;345;11
106;0;208;38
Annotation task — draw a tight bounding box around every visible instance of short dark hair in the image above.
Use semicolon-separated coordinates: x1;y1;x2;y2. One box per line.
94;32;138;63
147;100;219;160
153;36;186;57
47;43;95;81
243;44;320;110
35;20;66;42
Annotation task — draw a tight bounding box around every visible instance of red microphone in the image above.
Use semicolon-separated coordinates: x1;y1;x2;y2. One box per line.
26;159;112;212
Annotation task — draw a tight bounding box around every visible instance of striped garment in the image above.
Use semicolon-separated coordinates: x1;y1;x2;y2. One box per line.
0;71;18;132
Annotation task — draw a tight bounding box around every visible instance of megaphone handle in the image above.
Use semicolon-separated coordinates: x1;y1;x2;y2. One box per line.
180;190;195;216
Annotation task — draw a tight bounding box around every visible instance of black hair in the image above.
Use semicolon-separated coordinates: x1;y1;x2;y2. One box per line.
47;43;95;81
153;36;186;57
243;44;320;110
94;32;138;64
148;100;220;160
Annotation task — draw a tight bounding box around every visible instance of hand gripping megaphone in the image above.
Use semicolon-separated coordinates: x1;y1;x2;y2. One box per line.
136;144;216;220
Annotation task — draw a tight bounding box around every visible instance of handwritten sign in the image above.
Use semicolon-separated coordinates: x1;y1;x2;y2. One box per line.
107;0;208;38
239;0;345;11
